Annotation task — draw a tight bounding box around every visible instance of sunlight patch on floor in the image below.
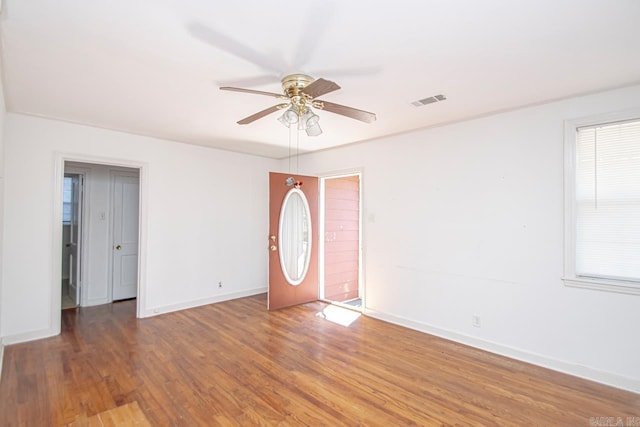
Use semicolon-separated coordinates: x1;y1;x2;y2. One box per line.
316;304;361;327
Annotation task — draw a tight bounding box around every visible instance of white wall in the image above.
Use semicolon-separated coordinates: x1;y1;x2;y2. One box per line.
294;84;640;393
0;56;6;358
1;113;277;342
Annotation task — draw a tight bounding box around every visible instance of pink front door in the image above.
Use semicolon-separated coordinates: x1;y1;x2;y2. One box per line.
268;172;319;310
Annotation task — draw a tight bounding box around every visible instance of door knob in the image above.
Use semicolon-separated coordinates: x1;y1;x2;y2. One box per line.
269;245;277;251
269;235;276;241
115;244;122;250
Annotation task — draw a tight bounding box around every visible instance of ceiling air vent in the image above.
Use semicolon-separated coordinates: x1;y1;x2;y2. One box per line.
412;94;447;107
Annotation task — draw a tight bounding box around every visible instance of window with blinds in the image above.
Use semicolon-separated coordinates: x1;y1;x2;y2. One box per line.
573;119;640;285
63;176;73;224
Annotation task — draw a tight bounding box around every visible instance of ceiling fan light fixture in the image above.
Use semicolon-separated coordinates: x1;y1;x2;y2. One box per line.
297;108;310;130
306;112;319;128
293;108;322;136
306;116;322;136
221;74;375;133
277;114;290;128
278;107;299;128
285;108;299;124
306;123;322;137
299;108;315;124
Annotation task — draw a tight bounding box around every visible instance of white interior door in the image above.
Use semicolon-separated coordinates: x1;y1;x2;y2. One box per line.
112;174;140;301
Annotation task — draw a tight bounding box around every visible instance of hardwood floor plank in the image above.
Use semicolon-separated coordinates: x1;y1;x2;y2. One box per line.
1;294;638;426
64;401;151;427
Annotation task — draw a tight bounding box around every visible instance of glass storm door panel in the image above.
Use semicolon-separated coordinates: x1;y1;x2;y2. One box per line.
268;172;319;310
64;174;83;306
279;188;312;286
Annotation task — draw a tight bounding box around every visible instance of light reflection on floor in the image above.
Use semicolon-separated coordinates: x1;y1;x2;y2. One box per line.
316;304;361;327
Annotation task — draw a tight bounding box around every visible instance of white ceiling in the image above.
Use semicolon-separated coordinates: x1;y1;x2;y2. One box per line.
1;1;640;158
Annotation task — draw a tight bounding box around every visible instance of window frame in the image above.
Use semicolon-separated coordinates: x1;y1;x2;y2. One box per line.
563;108;640;295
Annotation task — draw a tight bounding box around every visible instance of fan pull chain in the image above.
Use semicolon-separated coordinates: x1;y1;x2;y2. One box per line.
296;127;300;174
288;125;292;173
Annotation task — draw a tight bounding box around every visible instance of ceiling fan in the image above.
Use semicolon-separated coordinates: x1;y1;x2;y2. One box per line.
220;74;376;136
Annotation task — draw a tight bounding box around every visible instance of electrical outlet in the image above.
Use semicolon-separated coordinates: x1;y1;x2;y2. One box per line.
472;315;481;328
218;281;223;288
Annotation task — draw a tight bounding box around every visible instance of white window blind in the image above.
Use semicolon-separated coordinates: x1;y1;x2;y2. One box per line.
575;119;640;282
62;176;73;224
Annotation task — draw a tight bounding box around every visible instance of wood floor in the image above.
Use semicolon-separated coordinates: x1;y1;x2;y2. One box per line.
64;401;151;426
1;294;638;426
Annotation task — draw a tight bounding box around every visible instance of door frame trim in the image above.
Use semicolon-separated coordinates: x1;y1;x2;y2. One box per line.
52;153;149;336
318;168;365;309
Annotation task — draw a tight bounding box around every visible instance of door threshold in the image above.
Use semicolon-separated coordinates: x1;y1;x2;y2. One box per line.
320;298;363;313
113;297;137;303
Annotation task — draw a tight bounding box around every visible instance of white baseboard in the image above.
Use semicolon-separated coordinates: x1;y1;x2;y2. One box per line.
364;308;640;394
141;287;267;318
0;338;4;382
2;327;55;346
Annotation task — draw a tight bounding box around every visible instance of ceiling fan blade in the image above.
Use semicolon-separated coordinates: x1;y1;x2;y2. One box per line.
292;3;335;70
188;23;284;74
237;104;288;125
315;100;376;123
220;86;285;99
301;78;341;99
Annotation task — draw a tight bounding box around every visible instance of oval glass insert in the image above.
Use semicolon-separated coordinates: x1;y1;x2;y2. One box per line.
278;188;312;286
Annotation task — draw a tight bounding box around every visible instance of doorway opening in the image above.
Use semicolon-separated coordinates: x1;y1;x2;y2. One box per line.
60;161;140;311
320;173;363;310
61;173;84;309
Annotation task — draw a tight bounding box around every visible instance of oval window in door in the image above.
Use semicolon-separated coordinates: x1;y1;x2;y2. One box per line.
278;188;312;286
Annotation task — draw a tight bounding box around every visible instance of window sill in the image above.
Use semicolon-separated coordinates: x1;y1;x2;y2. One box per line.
563;277;640;295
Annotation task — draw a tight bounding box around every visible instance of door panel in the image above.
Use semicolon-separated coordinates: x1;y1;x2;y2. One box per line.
112;174;140;301
268;172;319;310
